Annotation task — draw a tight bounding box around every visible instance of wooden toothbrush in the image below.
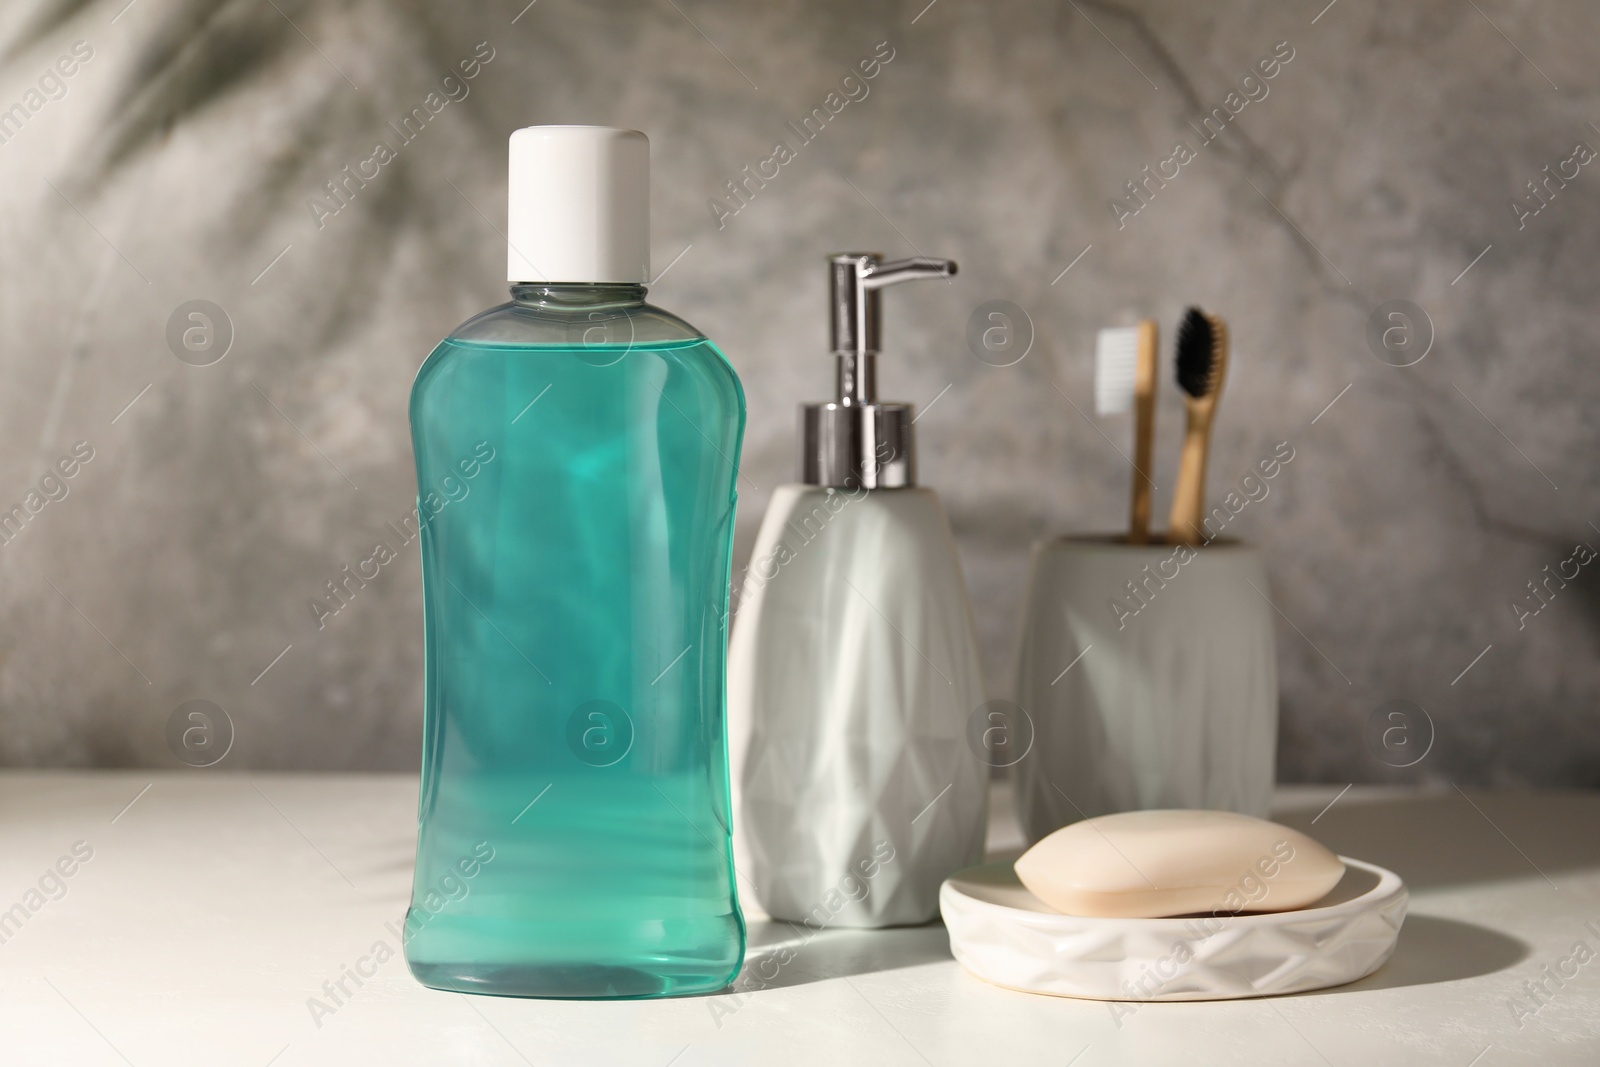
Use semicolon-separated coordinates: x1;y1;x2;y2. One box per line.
1167;308;1229;546
1093;320;1159;543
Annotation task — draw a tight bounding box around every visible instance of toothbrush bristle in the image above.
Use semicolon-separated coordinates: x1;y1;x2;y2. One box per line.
1175;307;1217;398
1094;327;1140;415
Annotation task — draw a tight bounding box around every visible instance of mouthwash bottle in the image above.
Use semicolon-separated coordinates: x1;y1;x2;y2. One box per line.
403;126;746;998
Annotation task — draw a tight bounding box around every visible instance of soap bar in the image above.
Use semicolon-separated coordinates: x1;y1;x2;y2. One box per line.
1014;810;1344;919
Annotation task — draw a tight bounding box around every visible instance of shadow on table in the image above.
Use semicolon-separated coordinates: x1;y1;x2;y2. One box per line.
1290;914;1529;997
1273;791;1600;892
713;918;952;994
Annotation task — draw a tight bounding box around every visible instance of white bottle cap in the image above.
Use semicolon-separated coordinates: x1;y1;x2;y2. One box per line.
507;126;650;284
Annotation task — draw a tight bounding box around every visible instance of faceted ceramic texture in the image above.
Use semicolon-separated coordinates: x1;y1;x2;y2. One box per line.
1011;538;1277;844
729;486;988;928
941;858;1407;1001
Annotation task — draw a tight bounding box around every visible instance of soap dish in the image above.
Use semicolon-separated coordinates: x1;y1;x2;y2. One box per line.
940;857;1406;1001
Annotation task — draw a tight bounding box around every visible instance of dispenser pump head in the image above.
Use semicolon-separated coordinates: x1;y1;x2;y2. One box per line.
800;252;958;489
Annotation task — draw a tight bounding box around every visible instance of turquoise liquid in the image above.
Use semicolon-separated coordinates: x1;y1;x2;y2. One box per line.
404;330;746;998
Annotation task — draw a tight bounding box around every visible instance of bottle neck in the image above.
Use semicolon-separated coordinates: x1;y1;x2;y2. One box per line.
510;282;646;310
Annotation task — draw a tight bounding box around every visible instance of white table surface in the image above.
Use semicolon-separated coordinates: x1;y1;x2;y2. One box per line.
1;773;1596;1066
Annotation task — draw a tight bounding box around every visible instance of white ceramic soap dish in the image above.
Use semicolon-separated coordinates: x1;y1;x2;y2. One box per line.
940;857;1407;1001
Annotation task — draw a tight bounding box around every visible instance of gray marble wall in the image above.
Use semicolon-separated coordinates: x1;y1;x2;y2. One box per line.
0;0;1595;784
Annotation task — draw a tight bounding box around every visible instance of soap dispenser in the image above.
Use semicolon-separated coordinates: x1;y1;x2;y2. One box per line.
728;253;987;928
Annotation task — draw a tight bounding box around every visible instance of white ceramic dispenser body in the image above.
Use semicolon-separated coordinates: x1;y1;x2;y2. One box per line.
728;484;987;927
727;252;987;928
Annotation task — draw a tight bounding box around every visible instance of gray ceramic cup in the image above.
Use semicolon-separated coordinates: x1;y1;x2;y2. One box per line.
1010;536;1278;845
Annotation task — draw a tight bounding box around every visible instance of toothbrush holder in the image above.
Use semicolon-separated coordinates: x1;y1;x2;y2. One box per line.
1009;536;1278;845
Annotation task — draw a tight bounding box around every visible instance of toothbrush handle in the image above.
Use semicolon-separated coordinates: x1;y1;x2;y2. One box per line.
1128;321;1158;544
1167;409;1212;545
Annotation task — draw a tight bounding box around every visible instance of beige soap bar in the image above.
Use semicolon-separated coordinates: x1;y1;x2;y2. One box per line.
1014;810;1345;919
